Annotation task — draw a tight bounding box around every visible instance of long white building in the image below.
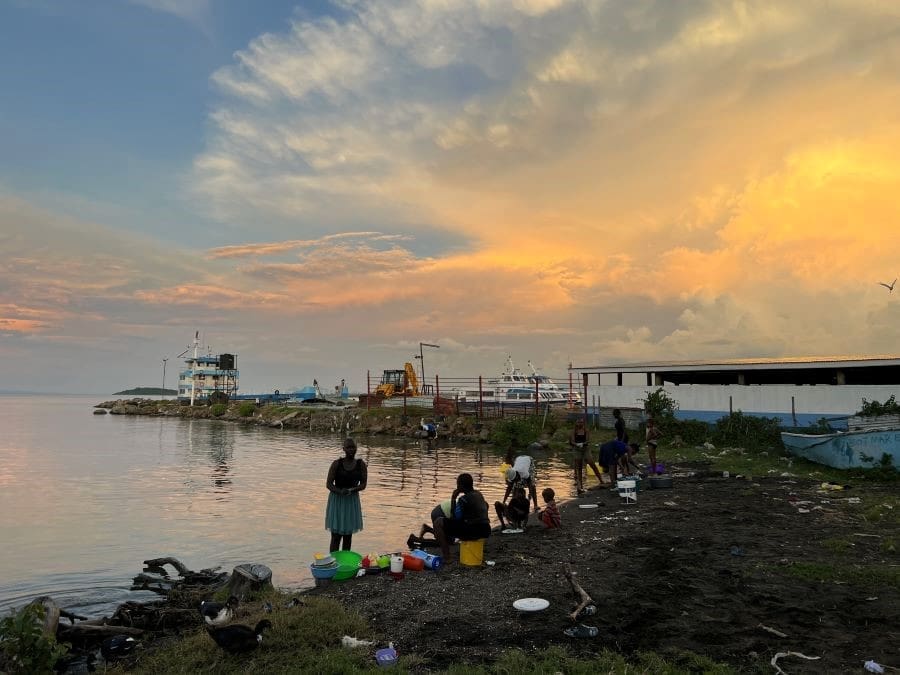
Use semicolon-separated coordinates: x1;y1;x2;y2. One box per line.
569;356;900;428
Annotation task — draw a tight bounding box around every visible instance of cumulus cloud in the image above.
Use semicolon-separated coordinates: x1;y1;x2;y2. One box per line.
6;1;900;391
182;0;900;368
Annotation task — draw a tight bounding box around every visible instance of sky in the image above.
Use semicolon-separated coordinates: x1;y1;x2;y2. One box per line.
2;0;900;395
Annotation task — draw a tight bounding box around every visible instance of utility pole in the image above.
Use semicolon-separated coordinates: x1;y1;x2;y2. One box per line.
162;358;168;400
417;342;440;390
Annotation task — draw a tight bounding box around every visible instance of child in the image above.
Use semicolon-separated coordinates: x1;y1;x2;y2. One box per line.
618;443;642;477
537;487;561;529
645;417;662;474
494;486;530;530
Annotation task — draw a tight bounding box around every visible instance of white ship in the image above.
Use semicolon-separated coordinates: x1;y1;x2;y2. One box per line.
449;356;580;407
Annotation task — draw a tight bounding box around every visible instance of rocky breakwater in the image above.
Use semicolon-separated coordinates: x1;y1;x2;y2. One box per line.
93;398;568;446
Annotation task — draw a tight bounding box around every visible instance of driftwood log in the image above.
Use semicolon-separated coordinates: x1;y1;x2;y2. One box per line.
138;556;228;590
57;623;144;639
225;564;273;600
563;563;595;622
18;556;261;668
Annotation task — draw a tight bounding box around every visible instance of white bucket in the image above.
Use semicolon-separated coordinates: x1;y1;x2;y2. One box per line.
390;555;404;574
618;479;638;505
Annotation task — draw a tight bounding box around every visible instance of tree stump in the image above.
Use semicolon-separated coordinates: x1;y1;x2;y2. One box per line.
225;564;273;600
29;596;60;638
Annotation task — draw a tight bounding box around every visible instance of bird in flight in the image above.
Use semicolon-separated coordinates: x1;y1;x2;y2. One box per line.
879;278;897;293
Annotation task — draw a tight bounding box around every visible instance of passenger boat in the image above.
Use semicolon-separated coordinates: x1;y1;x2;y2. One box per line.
449;357;580;407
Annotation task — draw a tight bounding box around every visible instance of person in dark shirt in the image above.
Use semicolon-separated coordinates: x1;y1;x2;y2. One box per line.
324;437;367;552
434;473;491;558
613;409;629;443
598;439;630;486
494;486;530;530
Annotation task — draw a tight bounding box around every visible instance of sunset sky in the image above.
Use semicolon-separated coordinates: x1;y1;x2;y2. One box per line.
2;0;900;394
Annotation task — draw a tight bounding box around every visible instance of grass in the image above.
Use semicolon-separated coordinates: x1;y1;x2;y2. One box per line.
110;592;738;675
779;562;900;591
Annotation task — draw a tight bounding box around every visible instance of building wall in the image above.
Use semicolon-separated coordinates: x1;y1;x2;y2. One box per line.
585;383;900;426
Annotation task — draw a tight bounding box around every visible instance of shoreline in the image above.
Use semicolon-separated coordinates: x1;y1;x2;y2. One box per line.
307;466;898;672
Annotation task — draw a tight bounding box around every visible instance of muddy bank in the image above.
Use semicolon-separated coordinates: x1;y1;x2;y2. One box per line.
312;469;899;673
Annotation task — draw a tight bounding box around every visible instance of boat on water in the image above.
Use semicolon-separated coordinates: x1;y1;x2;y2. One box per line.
448;357;581;407
781;415;899;469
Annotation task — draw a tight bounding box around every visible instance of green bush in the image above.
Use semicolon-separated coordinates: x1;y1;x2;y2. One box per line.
711;411;782;450
490;417;543;448
668;418;710;445
858;395;900;416
238;402;256;417
210;403;227;417
0;604;68;674
643;388;678;420
207;391;229;406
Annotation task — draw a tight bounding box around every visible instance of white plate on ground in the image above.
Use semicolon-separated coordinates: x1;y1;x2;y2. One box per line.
578;504;599;509
501;528;524;535
513;597;549;612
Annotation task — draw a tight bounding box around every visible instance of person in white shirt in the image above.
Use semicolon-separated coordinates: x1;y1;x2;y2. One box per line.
502;451;539;512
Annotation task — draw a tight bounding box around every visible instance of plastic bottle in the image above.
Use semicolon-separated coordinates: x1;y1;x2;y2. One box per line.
409;548;443;570
401;553;425;571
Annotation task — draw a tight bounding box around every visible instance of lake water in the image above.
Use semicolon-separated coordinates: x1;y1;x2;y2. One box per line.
0;395;578;618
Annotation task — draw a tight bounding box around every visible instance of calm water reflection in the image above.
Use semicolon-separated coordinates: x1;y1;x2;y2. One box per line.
0;395;579;618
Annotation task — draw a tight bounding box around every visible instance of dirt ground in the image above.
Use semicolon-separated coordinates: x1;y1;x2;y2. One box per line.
313;466;899;673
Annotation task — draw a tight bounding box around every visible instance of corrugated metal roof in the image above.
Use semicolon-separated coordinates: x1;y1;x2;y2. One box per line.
571;355;900;374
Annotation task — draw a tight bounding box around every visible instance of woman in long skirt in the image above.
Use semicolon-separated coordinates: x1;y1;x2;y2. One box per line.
325;437;367;551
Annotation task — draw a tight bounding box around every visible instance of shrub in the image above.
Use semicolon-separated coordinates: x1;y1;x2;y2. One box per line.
711;411;782;450
491;417;543;448
210;403;227;417
0;604;68;674
238;402;256;417
669;418;710;445
643;388;678;420
207;391;229;406
858;395;900;416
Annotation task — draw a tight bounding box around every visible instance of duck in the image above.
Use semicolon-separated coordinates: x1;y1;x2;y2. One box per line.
100;635;137;661
206;619;272;654
199;595;239;626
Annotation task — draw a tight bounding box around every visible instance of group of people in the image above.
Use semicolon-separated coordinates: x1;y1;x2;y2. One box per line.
324;438;562;561
323;412;661;558
568;411;662;492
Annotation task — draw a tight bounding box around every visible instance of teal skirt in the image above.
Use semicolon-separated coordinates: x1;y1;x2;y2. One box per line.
325;492;363;535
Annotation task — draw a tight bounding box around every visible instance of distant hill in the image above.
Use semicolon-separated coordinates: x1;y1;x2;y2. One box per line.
114;387;178;396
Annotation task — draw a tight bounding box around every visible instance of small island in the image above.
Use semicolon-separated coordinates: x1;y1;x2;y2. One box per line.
114;387;177;396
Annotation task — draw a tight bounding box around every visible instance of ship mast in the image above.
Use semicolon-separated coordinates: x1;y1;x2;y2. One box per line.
189;331;200;407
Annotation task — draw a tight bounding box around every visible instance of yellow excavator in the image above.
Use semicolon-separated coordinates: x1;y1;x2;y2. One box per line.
374;362;419;397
